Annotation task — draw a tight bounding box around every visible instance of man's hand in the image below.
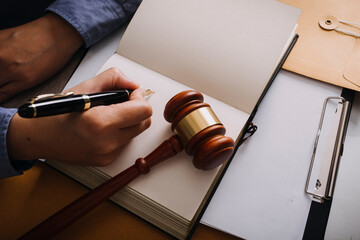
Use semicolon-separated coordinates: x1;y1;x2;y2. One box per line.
7;68;153;166
0;13;83;102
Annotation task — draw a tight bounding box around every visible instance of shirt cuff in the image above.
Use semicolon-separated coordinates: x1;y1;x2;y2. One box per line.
46;0;141;47
0;108;36;179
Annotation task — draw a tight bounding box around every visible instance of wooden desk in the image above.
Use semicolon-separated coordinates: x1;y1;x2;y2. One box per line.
0;162;239;239
0;48;239;240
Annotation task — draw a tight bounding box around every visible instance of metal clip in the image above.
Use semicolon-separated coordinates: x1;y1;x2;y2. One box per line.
305;97;350;203
28;92;74;104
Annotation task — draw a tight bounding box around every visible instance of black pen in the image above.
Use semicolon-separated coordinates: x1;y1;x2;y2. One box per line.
18;89;154;118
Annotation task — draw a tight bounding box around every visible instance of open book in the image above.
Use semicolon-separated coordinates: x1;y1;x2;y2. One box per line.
48;0;300;239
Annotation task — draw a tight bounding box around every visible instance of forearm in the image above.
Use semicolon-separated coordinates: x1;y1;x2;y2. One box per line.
47;0;142;47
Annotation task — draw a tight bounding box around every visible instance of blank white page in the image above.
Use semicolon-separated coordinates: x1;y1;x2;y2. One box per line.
117;0;301;113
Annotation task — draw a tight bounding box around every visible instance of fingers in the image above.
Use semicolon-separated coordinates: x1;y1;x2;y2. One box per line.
104;67;139;90
97;118;152;166
93;101;152;130
115;98;152;128
69;68;139;94
116;118;152;145
129;88;145;101
83;87;152;129
74;116;151;167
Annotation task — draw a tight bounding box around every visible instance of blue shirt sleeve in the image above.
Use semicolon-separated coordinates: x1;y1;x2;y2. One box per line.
0;108;35;179
47;0;142;47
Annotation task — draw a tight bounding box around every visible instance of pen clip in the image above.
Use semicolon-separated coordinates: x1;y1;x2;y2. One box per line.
28;92;74;104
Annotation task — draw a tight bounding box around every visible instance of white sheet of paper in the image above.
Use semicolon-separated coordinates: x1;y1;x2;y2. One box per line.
201;70;342;240
117;0;301;113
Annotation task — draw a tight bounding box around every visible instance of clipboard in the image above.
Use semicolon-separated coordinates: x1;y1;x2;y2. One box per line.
280;0;360;91
277;1;359;237
302;89;355;239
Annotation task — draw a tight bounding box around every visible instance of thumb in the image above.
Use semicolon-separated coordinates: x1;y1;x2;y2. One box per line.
70;68;139;94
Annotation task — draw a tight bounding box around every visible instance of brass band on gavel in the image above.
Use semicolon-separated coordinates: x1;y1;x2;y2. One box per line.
173;106;222;145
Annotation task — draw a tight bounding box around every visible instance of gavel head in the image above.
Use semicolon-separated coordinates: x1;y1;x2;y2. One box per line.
164;90;235;170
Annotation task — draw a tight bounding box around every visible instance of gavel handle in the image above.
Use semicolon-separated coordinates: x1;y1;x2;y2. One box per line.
20;135;183;240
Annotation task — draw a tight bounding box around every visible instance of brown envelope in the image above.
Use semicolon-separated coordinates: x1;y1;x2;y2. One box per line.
280;0;360;91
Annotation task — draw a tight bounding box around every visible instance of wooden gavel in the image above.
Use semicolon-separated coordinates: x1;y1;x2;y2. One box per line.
20;90;235;239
